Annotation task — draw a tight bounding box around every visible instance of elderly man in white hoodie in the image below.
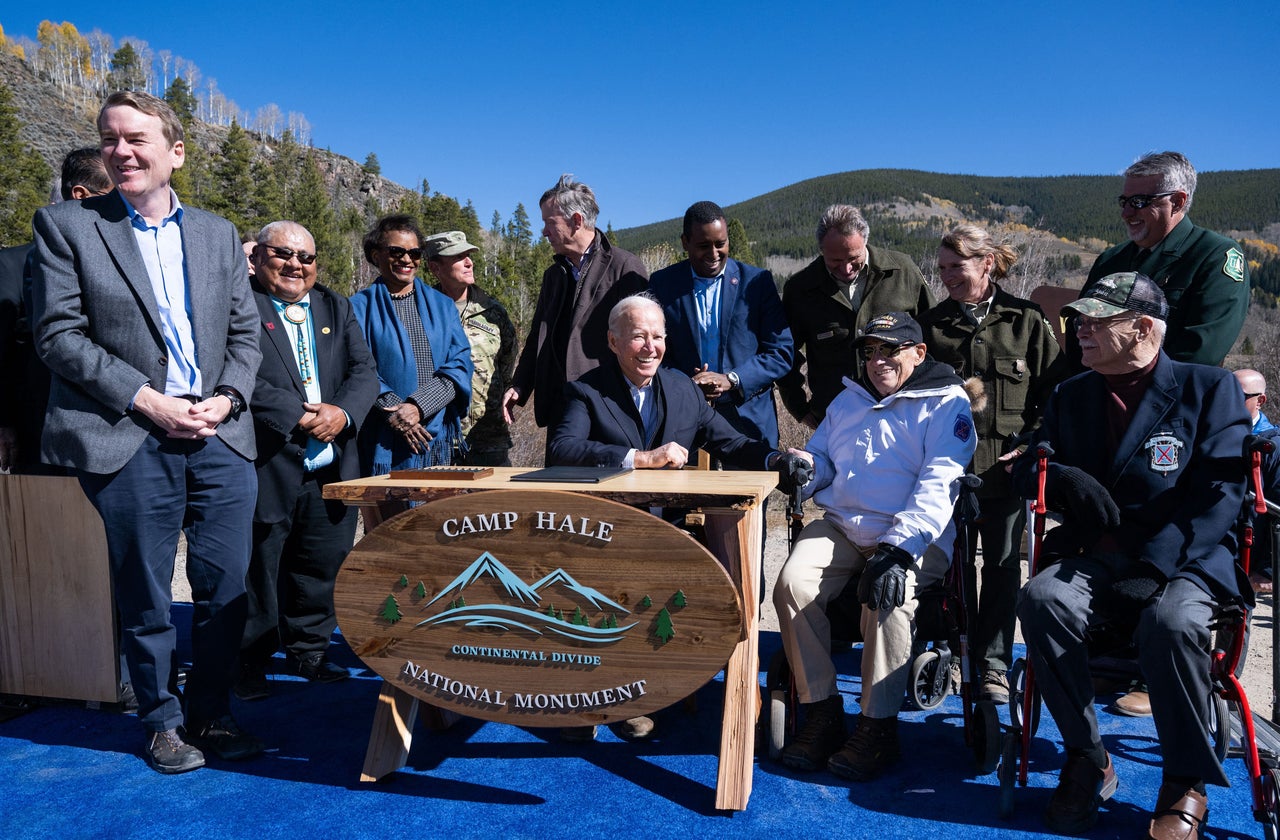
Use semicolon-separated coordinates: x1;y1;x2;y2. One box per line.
774;311;976;781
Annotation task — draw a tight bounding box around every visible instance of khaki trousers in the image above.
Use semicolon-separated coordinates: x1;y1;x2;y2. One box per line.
773;517;950;717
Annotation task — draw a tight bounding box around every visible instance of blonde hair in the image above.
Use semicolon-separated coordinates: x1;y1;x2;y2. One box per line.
940;224;1018;280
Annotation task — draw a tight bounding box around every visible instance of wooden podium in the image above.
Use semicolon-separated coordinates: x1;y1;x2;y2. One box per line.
0;474;118;703
324;468;775;811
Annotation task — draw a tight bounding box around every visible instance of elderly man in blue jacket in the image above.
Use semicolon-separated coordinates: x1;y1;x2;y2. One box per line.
1015;272;1249;838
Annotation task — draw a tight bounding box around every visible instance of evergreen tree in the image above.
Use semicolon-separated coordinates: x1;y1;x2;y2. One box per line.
163;76;197;123
107;42;145;91
727;217;758;267
0;83;52;247
362;152;381;177
572;606;587;626
381;595;402;623
415;581;427;598
205;119;255;231
673;590;687;608
289;152;352;293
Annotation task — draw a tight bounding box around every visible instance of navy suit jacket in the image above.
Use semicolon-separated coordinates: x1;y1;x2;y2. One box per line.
547;363;775;470
1014;352;1250;603
32;191;260;473
649;257;792;447
250;280;379;523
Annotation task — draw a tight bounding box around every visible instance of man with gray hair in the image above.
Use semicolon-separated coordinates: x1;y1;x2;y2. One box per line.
1076;151;1249;367
1015;271;1249;836
236;221;378;701
503;174;647;441
777;204;932;428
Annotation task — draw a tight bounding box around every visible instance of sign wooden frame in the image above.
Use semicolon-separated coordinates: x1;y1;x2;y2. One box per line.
324;467;774;811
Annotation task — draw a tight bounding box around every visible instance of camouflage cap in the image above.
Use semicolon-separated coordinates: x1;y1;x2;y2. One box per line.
1064;271;1169;320
424;230;480;259
854;311;923;347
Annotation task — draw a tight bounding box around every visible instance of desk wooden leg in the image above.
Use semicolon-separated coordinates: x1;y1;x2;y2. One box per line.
360;682;420;782
705;506;762;811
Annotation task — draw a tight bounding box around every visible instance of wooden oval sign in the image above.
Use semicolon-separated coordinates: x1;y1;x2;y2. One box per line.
336;489;743;727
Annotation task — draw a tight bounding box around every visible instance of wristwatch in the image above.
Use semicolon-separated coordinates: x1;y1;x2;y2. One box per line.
726;371;741;392
214;386;246;418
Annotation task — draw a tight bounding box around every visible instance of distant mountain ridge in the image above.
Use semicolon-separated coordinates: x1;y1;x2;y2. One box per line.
615;167;1280;281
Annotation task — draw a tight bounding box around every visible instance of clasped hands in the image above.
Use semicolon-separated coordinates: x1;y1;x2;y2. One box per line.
383;402;433;454
692;364;732;402
136;386;230;439
298;402;346;444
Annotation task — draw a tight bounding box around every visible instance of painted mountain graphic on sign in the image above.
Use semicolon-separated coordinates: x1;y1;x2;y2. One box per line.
425;551;541;608
414;551;636;644
531;568;628;614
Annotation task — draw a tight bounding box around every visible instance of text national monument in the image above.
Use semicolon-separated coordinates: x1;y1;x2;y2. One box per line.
335;490;745;727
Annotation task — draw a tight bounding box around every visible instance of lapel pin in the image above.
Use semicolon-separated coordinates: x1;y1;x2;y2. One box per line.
266;322;275;330
322;327;331;334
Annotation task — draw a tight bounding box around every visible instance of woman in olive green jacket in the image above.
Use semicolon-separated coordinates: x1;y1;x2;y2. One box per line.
919;224;1066;703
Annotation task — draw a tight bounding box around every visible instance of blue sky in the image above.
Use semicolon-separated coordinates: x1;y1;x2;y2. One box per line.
5;2;1278;230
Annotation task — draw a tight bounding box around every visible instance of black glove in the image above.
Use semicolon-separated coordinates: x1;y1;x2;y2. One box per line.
1045;464;1121;534
857;543;914;611
773;452;814;494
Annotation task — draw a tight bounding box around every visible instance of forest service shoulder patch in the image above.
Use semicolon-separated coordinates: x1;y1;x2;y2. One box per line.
1223;248;1245;282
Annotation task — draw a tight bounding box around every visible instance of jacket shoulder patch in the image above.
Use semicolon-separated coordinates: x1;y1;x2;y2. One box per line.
1223;248;1246;282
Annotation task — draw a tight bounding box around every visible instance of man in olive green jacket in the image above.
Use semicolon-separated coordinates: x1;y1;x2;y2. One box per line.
778;205;933;428
1070;151;1249;370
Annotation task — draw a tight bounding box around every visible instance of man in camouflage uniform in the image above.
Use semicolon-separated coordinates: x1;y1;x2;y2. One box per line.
426;231;517;466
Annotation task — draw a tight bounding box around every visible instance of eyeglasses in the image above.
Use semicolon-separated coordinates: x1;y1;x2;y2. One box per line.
861;342;917;362
1116;192;1175;210
1073;314;1140;332
1244;392;1265;400
262;245;317;265
381;245;424;261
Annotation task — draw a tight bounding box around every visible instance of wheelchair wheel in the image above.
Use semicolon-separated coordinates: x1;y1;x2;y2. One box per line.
1211;692;1231;762
908;648;951;711
765;649;793;761
1008;659;1042;736
997;731;1019;819
972;700;1001;774
1264;767;1280;840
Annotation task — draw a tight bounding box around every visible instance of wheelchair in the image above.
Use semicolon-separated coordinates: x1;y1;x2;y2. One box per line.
999;438;1280;836
765;476;1002;771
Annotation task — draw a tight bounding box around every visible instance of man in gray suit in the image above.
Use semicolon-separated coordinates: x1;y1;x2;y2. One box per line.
31;91;263;774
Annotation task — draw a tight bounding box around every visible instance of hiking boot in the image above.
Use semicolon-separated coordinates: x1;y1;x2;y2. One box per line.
827;714;900;781
780;695;846;771
980;668;1010;704
145;728;205;774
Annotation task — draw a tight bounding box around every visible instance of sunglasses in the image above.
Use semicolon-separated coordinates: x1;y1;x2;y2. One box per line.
1116;192;1175;210
860;342;917;362
262;245;317;265
382;245;424;261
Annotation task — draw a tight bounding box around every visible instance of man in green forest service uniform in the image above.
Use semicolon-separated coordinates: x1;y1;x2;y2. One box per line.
426;231;517;466
778;204;933;429
1073;151;1249;369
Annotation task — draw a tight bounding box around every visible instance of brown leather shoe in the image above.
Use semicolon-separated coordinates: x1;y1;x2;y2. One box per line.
1148;782;1207;839
1109;688;1152;717
1044;751;1118;834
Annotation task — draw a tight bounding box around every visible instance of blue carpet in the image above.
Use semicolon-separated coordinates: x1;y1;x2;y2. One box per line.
0;609;1268;839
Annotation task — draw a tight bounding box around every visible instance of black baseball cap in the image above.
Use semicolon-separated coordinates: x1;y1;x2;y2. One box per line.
854;311;923;347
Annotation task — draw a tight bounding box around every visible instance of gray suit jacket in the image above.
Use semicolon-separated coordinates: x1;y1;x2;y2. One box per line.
31;191;261;474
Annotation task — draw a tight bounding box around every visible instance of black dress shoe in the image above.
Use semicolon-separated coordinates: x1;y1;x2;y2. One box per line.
234;662;270;702
186;715;264;761
1045;751;1118;834
146;728;205;774
118;682;139;713
287;651;350;683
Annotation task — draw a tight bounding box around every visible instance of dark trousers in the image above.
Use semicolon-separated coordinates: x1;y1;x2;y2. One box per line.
242;469;357;665
1018;552;1225;786
79;429;255;733
964;495;1025;673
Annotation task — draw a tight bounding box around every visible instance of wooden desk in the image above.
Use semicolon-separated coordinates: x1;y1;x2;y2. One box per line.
325;468;775;811
0;475;118;703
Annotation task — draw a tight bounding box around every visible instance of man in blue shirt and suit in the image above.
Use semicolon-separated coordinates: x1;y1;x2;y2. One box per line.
32;91;263;774
648;201;792;450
